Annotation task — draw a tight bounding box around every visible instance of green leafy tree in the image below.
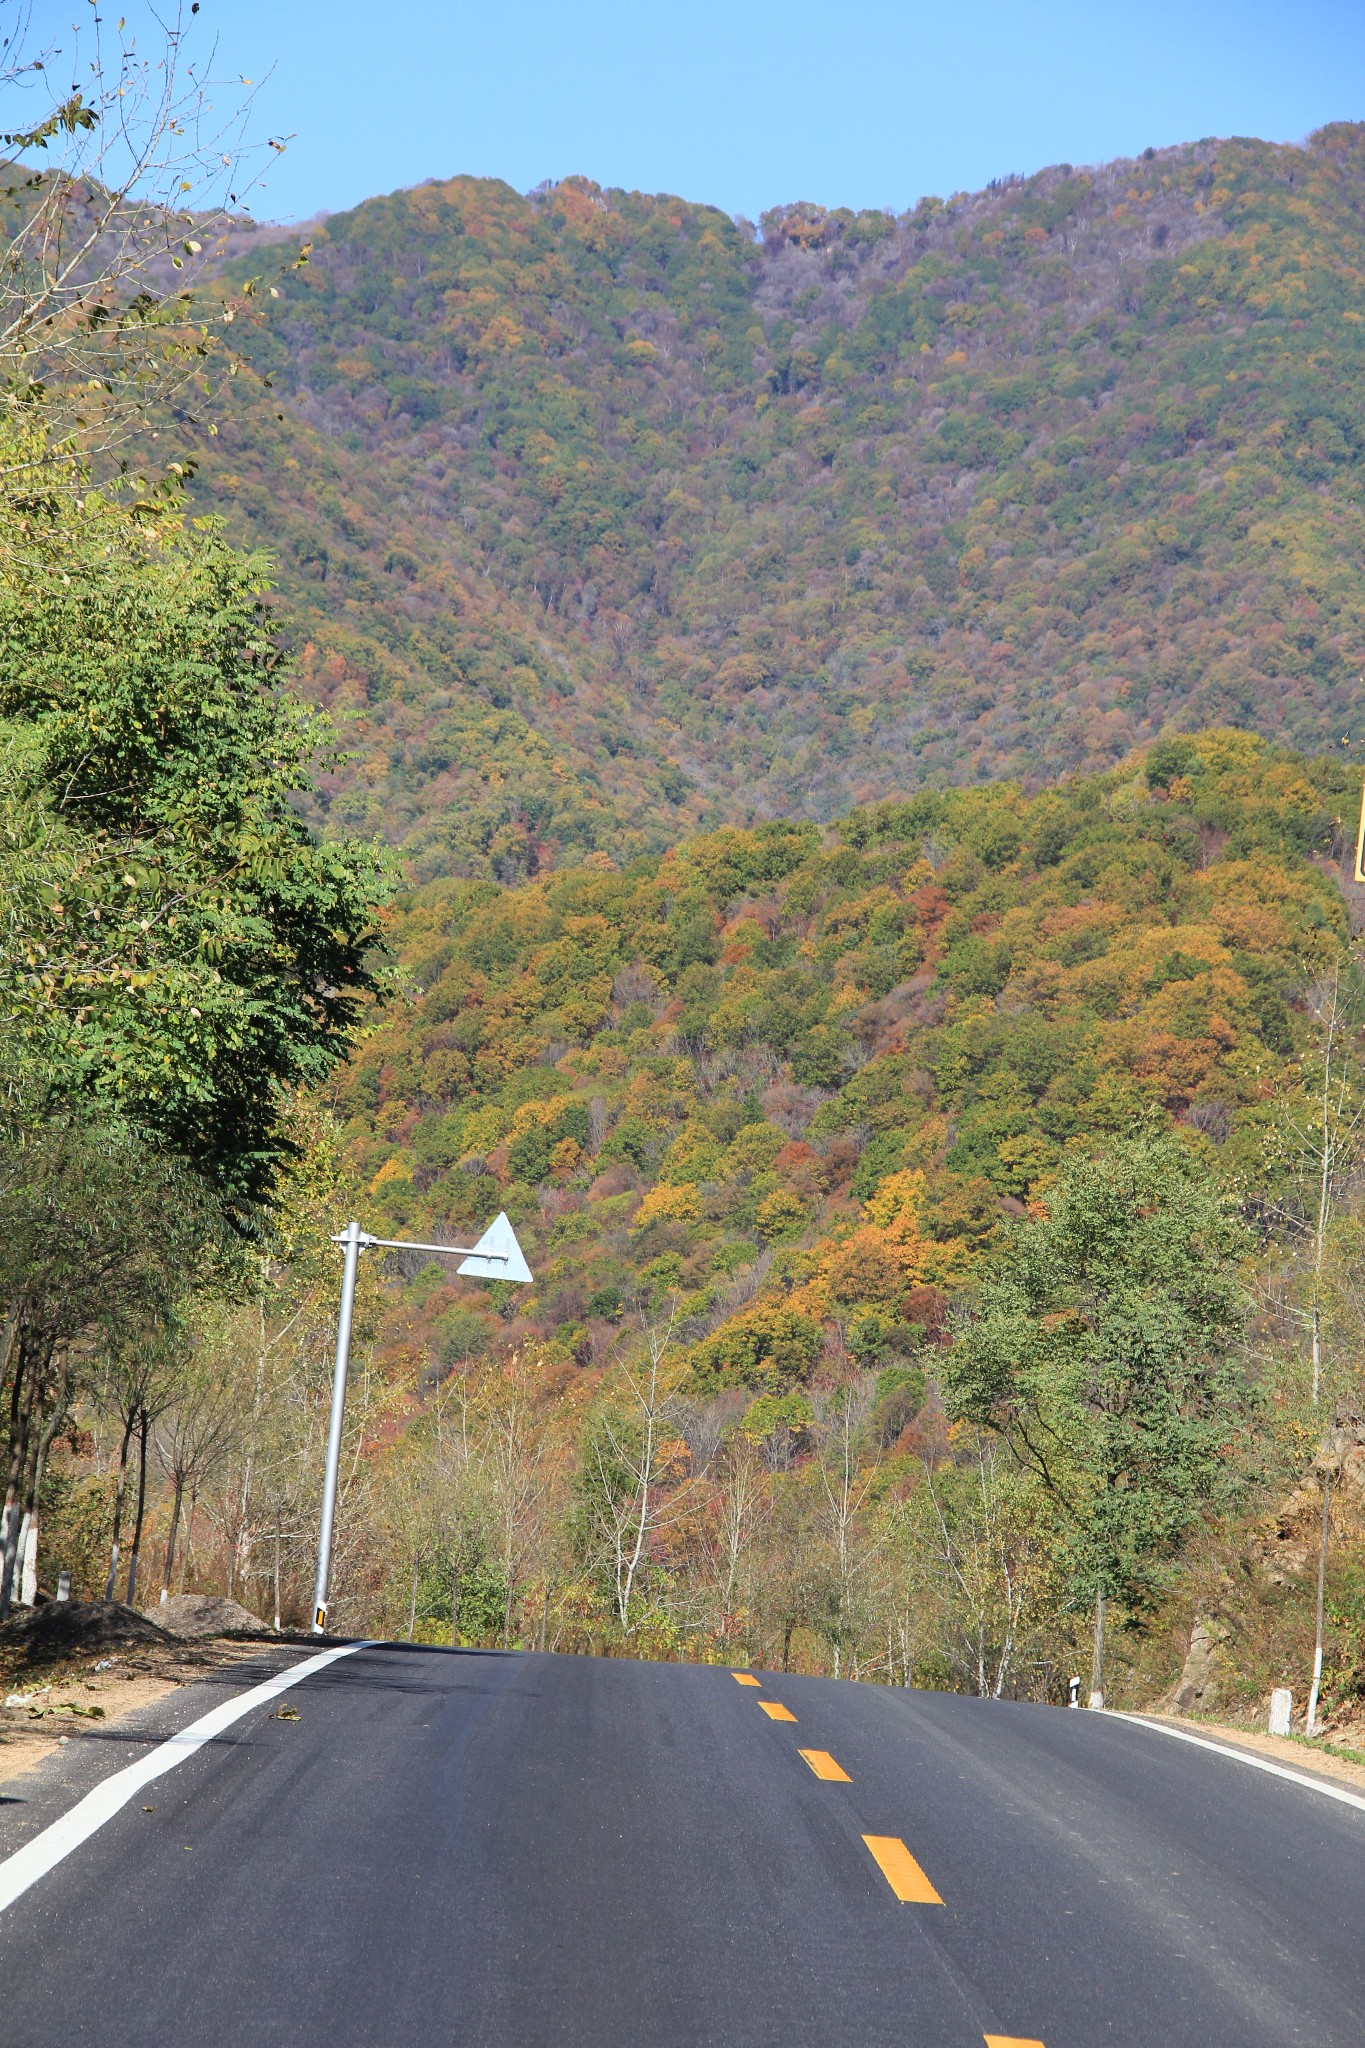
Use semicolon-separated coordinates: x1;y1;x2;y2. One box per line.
0;1118;221;1617
943;1129;1254;1699
0;430;388;1621
0;455;390;1207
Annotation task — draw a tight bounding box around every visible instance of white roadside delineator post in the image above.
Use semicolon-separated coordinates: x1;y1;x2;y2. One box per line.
1269;1688;1293;1737
309;1213;533;1635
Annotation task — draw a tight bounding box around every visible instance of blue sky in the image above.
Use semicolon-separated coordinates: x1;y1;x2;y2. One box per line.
125;1;1365;223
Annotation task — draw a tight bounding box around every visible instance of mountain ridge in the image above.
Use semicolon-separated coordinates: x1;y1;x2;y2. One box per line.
188;121;1365;879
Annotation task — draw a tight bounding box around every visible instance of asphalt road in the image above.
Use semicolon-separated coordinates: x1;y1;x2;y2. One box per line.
1;1644;1362;2047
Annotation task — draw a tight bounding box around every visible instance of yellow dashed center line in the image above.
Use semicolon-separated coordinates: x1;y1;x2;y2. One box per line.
728;1678;1040;2037
862;1834;943;1904
798;1748;851;1782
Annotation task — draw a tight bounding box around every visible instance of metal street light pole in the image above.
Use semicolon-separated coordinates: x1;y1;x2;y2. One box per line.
311;1220;362;1635
309;1211;532;1634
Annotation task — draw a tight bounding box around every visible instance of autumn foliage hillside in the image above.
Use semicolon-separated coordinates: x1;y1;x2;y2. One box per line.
333;731;1355;1406
196;124;1365;880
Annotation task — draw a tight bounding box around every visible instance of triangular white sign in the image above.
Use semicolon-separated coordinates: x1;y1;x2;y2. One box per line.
457;1210;533;1285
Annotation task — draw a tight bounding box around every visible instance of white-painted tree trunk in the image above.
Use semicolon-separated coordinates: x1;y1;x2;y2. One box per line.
18;1516;36;1606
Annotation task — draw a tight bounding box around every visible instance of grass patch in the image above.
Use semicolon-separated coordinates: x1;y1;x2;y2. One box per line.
1283;1732;1365;1770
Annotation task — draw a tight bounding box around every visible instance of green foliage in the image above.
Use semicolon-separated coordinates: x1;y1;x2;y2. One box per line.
0;473;390;1205
586;1285;623;1323
455;1550;511;1644
1322;1559;1365;1716
0;1116;225;1347
435;1305;492;1366
691;1302;825;1393
943;1128;1255;1614
738;1390;814;1457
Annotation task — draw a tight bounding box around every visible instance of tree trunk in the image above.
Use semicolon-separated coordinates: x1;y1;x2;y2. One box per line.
1089;1590;1107;1708
236;1276;269;1598
124;1407;149;1609
179;1487;196;1595
19;1512;39;1606
0;1337;43;1622
0;1407;41;1620
0;1332;27;1587
160;1473;186;1602
15;1393;64;1609
104;1407;136;1601
1307;1472;1332;1736
1311;1299;1323;1407
274;1519;283;1633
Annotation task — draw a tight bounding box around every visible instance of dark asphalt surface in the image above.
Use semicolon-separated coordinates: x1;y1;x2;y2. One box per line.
0;1644;314;1864
0;1645;1361;2047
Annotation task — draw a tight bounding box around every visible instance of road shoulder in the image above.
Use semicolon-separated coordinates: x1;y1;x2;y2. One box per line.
1127;1709;1365;1797
0;1640;319;1862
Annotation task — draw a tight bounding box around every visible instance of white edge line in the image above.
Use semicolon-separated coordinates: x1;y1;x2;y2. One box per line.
0;1638;374;1915
1110;1710;1365;1817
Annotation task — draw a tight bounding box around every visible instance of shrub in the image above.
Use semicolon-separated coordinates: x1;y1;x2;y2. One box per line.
690;1299;824;1392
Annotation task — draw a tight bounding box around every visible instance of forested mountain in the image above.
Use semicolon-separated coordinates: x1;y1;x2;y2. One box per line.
335;729;1355;1396
11;88;1365;1700
195;122;1365;881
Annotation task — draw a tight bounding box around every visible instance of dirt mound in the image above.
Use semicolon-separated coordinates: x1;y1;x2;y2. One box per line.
0;1600;171;1662
148;1593;266;1638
